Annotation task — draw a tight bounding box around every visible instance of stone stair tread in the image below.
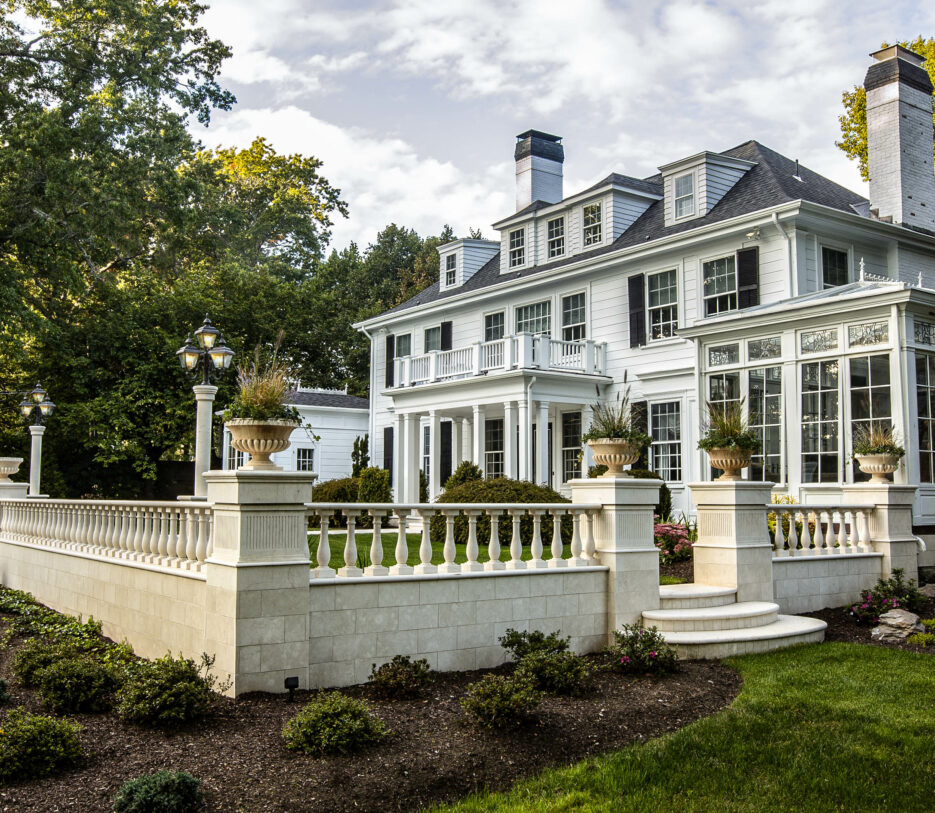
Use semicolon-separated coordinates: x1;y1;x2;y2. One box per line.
658;583;736;600
662;615;828;645
643;601;779;622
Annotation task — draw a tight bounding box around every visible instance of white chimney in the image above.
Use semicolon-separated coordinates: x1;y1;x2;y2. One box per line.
514;130;564;210
865;45;935;233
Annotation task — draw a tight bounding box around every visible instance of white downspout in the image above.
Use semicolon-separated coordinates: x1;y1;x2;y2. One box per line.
772;212;794;297
359;325;377;463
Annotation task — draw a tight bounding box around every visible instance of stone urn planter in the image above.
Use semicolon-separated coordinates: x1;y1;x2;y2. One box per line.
0;457;23;482
855;453;900;484
706;447;752;481
587;439;643;477
226;419;300;471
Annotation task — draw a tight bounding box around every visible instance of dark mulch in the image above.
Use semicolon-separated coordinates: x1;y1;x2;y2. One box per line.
803;594;935;655
0;622;740;813
660;557;694;583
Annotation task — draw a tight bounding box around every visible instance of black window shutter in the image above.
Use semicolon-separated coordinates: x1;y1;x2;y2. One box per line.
440;321;453;351
737;247;760;309
628;273;646;348
385;335;395;388
383;426;393;487
632;400;649;469
440;421;453;487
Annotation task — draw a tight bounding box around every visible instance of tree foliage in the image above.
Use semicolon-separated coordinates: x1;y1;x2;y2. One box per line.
837;37;935;181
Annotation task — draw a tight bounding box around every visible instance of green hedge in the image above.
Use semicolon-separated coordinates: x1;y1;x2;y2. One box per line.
430;478;572;549
310;477;359;527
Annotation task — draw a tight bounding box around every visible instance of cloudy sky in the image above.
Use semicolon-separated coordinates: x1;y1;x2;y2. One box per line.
197;0;934;251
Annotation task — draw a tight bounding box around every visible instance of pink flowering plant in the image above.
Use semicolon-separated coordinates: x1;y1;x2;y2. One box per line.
605;624;678;675
847;568;925;625
654;522;693;565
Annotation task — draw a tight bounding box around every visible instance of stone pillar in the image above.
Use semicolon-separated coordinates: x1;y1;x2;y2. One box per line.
393;412;405;501
193;384;218;498
536;400;549;486
428;410;440;498
27;425;45;497
504;401;516;479
472;405;485;476
203;470;315;696
690;482;775;603
844;484;920;582
570;476;661;638
517;399;529;481
0;458;28;500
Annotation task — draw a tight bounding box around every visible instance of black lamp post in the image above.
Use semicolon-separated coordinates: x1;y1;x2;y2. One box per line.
17;383;54;496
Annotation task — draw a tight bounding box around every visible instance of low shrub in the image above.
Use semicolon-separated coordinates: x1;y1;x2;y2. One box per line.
35;656;119;714
309;477;359;527
431;478;573;550
0;708;83;784
907;632;935;647
923;618;935;631
444;461;483;491
606;625;679;675
460;673;541;729
847;568;926;625
368;655;432;699
116;653;222;729
654;522;692;565
12;637;81;687
358;467;391;503
0;679;8;704
283;692;387;755
113;770;204;813
499;628;569;661
516;649;590;696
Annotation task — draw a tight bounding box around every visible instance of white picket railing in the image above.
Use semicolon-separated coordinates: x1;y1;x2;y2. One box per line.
767;503;875;556
306;502;602;578
0;499;213;571
436;346;473;379
549;339;584;369
480;339;505;371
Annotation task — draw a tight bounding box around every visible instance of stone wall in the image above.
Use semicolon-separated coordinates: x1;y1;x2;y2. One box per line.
772;553;884;614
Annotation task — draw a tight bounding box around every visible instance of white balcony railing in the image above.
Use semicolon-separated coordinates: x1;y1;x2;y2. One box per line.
393;333;606;388
766;503;875;556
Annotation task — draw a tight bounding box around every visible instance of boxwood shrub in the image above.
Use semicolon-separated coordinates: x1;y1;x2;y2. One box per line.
12;637;81;687
34;656;119;714
460;673;541;729
368;655;433;699
283;692;387;756
113;770;203;813
0;709;83;784
116;654;220;729
430;478;573;550
309;477;359;528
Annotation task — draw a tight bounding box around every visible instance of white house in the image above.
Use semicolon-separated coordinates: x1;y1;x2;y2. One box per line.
356;46;935;564
221;387;368;480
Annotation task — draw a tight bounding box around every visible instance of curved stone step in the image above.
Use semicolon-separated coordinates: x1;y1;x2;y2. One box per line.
643;601;779;632
662;615;828;660
659;583;737;609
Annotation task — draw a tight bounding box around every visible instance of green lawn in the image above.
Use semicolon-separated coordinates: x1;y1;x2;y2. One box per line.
437;643;935;812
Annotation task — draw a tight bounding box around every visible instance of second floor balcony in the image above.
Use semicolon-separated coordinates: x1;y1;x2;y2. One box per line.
392;333;607;388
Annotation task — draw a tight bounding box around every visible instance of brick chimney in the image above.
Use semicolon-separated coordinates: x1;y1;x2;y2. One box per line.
864;45;935;233
514;130;564;210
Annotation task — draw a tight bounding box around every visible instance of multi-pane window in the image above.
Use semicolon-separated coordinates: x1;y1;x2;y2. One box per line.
708;370;741;407
509;228;525;268
445;254;456;286
395;333;411;358
850;354;891;481
485;419;504;479
748;337;781;361
422;425;431;482
583;203;602;246
561;412;582;483
561;293;586;341
916;353;935;483
703;256;737;316
674;173;694;219
651;402;682;482
424;326;441;352
648;269;678;339
227;437;245;470
296;447;314;472
484;312;504;342
516;301;551;335
821;246;849;288
801;360;840;483
748;367;782;482
547;217;565;258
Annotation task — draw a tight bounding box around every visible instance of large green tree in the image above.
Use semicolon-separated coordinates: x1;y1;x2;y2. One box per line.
837;37;935;181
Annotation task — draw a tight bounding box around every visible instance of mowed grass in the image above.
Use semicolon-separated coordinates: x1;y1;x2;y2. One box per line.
437;643;935;813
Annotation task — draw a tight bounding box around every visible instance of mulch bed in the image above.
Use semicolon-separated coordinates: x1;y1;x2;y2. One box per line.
0;623;740;813
660;557;694;583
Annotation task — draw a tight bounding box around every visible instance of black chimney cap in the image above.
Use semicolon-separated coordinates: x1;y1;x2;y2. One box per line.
514;130;564;163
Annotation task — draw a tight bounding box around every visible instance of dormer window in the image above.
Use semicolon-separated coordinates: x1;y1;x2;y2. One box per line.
509;228;525;268
444;254;456;286
547;217;565;258
674;173;694;219
583;203;602;246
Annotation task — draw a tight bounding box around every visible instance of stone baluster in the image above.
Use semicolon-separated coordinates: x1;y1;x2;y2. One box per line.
438;509;459;574
195;507;209;564
146;507;159;561
549;509;565;568
339;509;362;577
315;510;335;578
185;507;198;564
838;510;850;553
365;510;388;576
132;506;144;558
506;509;524;570
798;510;811;554
583;510;598;560
462;510;482;572
485;509;503;571
856;509;872;552
569;510;585;566
415;508;436;575
390;509;412;576
814;510;826;554
154;507;168;563
527;510;546;568
165;506;178;560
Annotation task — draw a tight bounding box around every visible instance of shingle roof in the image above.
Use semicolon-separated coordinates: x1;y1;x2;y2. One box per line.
378;140;868;318
288;391;368;410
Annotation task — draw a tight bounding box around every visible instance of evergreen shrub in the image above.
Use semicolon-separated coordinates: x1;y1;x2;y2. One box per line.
112;770;203;813
0;709;82;784
116;654;221;729
34;656;119;714
460;673;541;729
282;692;386;755
368;655;432;699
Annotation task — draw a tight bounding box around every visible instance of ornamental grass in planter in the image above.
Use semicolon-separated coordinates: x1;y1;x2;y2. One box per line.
852;423;905;483
698;400;760;481
581;387;652;476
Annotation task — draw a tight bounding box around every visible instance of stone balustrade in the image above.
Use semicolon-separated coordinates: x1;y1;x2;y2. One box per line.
306;502;601;579
767;503;875;556
0;498;212;571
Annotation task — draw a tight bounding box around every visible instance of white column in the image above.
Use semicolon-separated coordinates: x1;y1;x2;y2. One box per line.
472;404;485;476
405;413;421;502
582;405;594;476
428;410;440;498
393;412;405;502
28;425;45;497
452;417;463;469
461;417;471;466
193;384;218;498
504;401;516;479
536;400;550;486
517;399;529;481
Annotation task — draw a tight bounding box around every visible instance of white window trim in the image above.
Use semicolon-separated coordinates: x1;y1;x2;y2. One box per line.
295;444;317;473
648;398;684;484
514;297;552;336
443;253;457;289
646;267;680;342
508;226;526;269
482;308;506;342
673;171;696;221
394;332;412;358
560;290;587;342
423;324;442;354
818;241;852;289
582;201;603;247
547;215;566;259
700;250;739;318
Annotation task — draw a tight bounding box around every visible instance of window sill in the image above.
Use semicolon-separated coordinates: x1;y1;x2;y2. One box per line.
645;337;688;349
